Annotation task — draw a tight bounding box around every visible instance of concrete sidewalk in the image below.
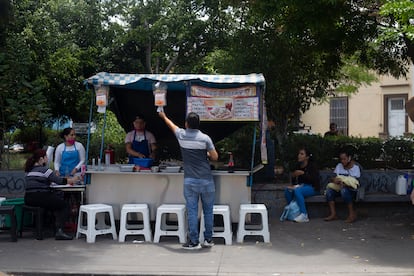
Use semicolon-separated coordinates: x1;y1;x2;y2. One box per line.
0;214;413;276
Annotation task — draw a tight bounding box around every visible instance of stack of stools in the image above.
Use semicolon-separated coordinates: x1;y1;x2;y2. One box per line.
199;205;233;245
118;204;152;242
0;205;17;242
153;204;186;243
76;204;117;243
20;205;44;240
236;204;270;243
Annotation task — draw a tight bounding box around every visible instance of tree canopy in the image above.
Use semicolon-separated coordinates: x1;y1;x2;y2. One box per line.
1;0;414;152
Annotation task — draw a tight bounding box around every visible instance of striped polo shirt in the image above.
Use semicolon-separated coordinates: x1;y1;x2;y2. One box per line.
175;128;215;180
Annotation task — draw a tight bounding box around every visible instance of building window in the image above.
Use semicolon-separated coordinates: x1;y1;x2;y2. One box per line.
329;97;348;135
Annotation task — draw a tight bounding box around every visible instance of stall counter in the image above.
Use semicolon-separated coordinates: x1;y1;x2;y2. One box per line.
85;169;251;222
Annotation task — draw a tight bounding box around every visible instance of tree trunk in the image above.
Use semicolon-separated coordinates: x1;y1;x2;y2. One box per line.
144;19;152;73
164;53;179;74
0;91;4;169
145;41;152;73
155;56;159;74
271;116;289;168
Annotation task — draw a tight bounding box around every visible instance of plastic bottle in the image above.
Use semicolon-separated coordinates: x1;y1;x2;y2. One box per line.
104;146;115;164
153;81;167;113
396;175;407;195
228;152;234;173
105;152;110;166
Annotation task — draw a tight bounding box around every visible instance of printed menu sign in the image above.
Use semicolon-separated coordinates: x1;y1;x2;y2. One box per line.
187;85;260;121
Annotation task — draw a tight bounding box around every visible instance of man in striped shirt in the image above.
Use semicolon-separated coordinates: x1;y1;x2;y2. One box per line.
159;111;218;250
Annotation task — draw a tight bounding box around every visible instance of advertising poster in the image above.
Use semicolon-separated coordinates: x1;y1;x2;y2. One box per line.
187;85;260;121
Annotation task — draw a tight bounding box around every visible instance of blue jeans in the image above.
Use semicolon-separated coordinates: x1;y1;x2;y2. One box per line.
183;177;215;244
326;187;356;204
284;184;316;215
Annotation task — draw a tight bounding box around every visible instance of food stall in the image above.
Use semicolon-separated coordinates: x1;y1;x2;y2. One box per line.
83;72;267;221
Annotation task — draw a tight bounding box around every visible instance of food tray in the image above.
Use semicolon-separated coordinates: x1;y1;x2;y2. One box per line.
120;164;135;172
163;166;181;173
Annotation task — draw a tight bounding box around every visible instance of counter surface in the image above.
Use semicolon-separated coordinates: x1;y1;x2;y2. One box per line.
87;169;250;176
86;169;251;222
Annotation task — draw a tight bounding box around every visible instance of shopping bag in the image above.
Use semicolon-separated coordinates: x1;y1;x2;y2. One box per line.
280;200;301;221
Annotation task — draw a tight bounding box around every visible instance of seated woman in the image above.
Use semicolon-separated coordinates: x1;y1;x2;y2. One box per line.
25;149;81;240
284;147;320;223
324;149;361;223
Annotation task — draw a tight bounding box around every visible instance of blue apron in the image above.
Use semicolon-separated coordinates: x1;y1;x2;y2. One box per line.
59;143;80;176
128;130;150;164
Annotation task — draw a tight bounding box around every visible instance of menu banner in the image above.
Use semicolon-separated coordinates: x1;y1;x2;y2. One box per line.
187;85;260;121
190;85;256;97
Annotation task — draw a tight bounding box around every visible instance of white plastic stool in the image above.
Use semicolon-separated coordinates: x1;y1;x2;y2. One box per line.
200;205;233;245
76;204;118;243
236;204;270;243
118;204;152;242
153;204;186;243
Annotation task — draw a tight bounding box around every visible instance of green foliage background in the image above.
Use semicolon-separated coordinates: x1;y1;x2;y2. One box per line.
3;0;414;170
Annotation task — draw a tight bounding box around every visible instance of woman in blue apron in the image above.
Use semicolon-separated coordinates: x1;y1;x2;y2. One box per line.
125;115;157;164
54;127;86;177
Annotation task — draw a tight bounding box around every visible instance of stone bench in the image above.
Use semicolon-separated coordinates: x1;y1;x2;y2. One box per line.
305;193;410;203
305;170;413;217
306;170;411;203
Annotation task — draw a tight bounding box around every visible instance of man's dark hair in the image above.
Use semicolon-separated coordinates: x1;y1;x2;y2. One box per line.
134;114;145;121
186;112;200;129
339;147;353;159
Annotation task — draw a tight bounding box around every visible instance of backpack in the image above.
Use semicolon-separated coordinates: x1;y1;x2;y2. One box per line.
280;200;301;221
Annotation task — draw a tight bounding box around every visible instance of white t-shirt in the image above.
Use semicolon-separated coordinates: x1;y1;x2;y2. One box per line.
124;130;156;144
334;163;361;178
54;141;86;171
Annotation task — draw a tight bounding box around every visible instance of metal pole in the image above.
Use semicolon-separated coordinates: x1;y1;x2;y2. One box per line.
100;108;108;161
85;85;94;164
249;123;257;186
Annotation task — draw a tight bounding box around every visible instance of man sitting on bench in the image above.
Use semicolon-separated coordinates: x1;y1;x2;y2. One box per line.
324;149;361;223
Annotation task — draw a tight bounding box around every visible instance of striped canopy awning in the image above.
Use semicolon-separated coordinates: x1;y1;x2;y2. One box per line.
85;72;265;88
83;72;267;167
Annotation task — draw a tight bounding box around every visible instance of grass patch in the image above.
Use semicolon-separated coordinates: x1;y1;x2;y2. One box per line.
1;152;30;170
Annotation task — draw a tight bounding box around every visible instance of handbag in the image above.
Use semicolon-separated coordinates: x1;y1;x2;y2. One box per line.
280;200;301;221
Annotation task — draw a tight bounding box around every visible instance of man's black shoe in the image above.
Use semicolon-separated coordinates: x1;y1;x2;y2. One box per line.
55;228;73;240
182;240;201;250
203;238;214;248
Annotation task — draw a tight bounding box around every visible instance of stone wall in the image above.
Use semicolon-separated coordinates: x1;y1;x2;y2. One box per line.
0;171;26;198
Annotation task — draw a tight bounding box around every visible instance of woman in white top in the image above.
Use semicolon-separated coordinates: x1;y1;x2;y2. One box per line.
54;127;86;177
324;149;361;223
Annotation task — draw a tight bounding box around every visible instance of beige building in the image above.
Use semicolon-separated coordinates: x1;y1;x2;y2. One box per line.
301;66;414;138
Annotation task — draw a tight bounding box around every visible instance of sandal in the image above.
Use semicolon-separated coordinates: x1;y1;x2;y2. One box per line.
345;215;356;223
324;215;338;221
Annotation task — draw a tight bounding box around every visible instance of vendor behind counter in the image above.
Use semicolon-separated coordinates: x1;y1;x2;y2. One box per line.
125;115;157;164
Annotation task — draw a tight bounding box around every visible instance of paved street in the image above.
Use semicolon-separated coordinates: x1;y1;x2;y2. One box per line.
0;213;413;276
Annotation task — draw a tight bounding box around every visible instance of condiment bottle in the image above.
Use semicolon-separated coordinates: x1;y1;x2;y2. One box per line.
104;145;114;164
228;152;234;173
